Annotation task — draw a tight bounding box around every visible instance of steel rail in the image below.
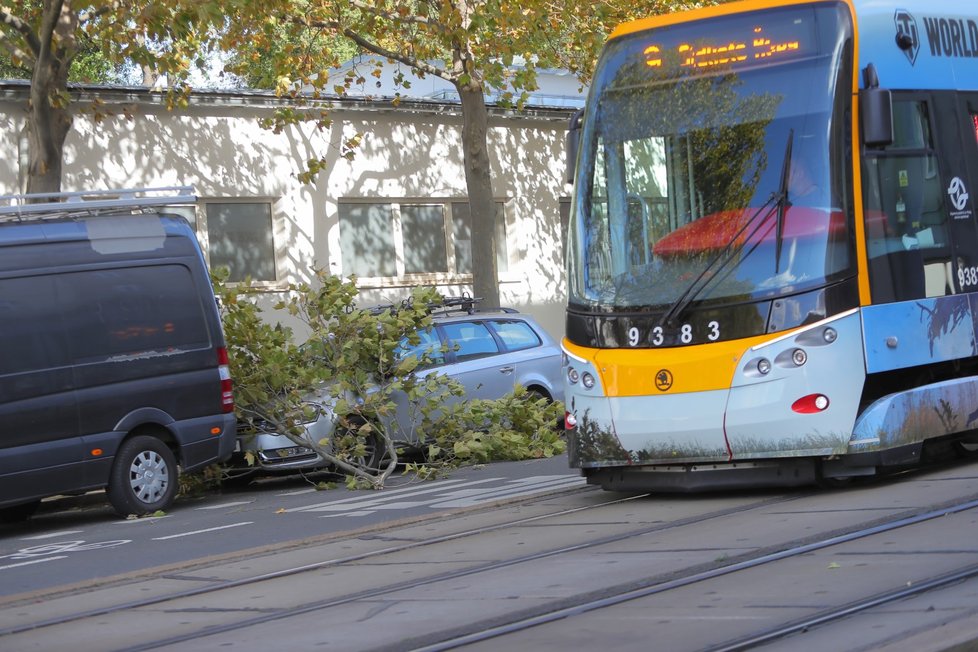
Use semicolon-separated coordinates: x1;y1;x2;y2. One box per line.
408;497;978;652
0;490;802;646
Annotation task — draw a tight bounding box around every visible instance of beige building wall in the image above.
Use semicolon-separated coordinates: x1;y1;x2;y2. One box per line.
0;85;573;340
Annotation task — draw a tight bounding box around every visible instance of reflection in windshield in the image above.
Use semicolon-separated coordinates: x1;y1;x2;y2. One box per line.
568;3;854;312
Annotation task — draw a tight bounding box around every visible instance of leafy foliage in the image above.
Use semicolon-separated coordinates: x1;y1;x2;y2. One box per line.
215;268;564;490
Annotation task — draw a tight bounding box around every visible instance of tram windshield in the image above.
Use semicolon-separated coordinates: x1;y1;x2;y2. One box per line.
568;2;855;311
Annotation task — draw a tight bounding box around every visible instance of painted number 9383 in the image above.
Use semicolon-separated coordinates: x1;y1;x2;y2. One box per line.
627;321;720;347
958;266;978;289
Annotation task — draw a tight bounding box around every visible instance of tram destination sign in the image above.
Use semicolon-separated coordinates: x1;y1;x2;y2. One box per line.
639;6;817;75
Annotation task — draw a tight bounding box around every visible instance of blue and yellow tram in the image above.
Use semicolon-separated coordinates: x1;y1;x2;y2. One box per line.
563;0;978;490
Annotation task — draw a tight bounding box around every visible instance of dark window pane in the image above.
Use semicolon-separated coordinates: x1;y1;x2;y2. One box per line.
338;203;396;277
441;321;499;360
0;276;68;374
58;266;211;362
207;202;275;282
401;205;448;273
888;101;932;150
451;202;508;273
397;327;445;366
490;320;541;352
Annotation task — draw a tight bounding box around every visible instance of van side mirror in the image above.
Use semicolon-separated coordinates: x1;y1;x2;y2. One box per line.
565;109;584;184
860;64;893;148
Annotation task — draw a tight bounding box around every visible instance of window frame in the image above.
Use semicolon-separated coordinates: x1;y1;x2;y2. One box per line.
336;197;513;287
193;196;281;288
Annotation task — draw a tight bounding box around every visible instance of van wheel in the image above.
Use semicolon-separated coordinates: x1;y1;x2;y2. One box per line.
108;436;178;517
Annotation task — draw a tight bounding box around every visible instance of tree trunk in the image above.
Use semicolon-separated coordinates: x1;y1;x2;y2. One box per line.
456;83;501;310
27;73;72;195
25;0;77;196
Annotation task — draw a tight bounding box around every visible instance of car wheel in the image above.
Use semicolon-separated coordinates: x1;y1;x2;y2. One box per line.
107;435;178;516
0;500;40;523
525;388;562;429
343;417;387;471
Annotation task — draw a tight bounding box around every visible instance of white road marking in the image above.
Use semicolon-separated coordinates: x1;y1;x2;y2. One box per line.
277;488;320;496
196;501;254;510
306;475;584;516
21;530;84;540
151;522;253;540
291;478;502;513
431;476;586;508
0;556;67;571
113;516;172;524
318;511;375;518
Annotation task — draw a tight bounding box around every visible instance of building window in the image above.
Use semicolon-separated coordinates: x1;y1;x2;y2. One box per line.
338;199;508;279
337;203;397;277
204;202;276;282
450;202;509;274
401;204;449;273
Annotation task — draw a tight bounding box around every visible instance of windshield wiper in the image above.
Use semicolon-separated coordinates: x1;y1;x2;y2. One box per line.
658;134;797;330
774;129;794;273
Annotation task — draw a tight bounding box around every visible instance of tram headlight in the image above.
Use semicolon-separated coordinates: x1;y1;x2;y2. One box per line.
756;358;772;375
567;367;580;384
791;348;808;366
581;372;596;389
823;327;838;343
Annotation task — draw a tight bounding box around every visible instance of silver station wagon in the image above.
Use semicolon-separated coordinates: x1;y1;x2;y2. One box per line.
232;300;564;474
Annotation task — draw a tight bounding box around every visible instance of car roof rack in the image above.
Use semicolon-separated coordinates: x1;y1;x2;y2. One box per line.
362;294;520;317
431;296;482;315
429;297;520;316
0;186;196;222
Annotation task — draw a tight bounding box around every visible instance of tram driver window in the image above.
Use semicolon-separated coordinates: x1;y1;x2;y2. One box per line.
862;100;952;301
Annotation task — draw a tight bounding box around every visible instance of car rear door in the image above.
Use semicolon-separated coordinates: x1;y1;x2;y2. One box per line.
486;319;562;400
439;320;515;399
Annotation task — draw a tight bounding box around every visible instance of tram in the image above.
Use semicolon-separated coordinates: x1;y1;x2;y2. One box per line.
562;0;978;491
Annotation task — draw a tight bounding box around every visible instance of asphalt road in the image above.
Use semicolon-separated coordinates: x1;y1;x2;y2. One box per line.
5;457;978;652
0;454;585;596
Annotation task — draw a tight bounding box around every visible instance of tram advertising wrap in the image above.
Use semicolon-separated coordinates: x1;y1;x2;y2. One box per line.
563;0;978;491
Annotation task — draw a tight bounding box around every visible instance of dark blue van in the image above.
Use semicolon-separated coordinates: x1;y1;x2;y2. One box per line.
0;188;236;519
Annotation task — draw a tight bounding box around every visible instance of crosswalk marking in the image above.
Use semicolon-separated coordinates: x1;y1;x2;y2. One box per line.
196;501;254;510
292;478;502;513
301;474;584;516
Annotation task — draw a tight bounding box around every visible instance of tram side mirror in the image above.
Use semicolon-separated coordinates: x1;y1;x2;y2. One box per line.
860;65;893;148
565;109;584;184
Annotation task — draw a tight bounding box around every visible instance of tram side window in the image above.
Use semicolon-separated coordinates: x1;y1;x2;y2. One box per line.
862;100;952;302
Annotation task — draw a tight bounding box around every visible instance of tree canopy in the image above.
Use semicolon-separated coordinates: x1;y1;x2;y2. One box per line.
210;0;711;308
0;0;215;193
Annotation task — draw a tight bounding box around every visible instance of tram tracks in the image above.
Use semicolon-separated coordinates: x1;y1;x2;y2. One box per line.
5;476;978;651
412;497;978;652
0;489;800;640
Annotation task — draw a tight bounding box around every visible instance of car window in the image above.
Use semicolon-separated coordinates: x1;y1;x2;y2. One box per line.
489;320;541;352
441;321;499;361
397;327;445;366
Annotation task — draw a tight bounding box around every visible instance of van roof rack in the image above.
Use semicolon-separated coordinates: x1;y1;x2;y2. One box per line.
0;186;197;222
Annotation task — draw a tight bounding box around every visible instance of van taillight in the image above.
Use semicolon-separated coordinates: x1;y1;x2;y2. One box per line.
217;347;234;413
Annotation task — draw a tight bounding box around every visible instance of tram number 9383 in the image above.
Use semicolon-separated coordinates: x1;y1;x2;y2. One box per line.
627;321;721;347
958;265;978;290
